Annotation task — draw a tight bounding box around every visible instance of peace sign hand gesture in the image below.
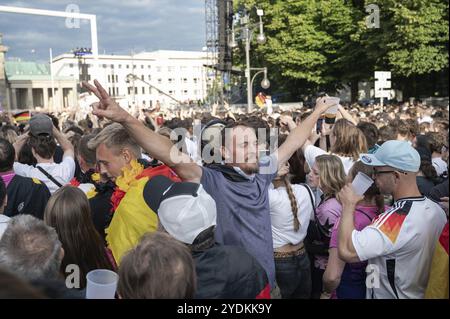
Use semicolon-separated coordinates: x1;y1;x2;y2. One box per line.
82;80;131;124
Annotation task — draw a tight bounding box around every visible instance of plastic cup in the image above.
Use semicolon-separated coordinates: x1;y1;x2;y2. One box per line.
325;97;340;115
86;269;118;299
323;97;340;124
351;172;374;196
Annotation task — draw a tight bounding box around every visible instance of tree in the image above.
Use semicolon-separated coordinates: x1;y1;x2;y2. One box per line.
234;0;367;101
233;0;449;101
360;0;449;97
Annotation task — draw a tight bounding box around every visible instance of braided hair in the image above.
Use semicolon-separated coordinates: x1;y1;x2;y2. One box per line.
277;134;301;232
283;174;300;232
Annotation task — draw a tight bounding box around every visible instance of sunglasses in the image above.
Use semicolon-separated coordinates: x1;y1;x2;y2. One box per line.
372;170;407;176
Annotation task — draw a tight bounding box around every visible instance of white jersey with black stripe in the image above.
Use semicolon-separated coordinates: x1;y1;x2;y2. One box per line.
351;196;446;299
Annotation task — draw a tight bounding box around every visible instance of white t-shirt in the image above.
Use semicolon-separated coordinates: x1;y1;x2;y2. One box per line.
432;157;448;177
0;215;11;240
13;156;76;194
304;144;355;175
352;196;447;299
269;183;315;249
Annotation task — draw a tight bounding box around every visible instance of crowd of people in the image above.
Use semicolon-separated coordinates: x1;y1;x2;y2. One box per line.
0;80;448;299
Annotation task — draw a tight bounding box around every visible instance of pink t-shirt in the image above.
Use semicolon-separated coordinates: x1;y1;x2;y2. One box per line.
329;205;387;248
329;204;388;299
0;172;16;187
314;198;342;270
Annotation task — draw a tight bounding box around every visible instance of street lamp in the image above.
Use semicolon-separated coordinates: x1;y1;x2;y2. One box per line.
256;9;266;45
229;8;269;113
251;67;270;92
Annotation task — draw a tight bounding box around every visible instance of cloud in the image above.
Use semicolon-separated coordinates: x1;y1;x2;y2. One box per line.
0;0;206;61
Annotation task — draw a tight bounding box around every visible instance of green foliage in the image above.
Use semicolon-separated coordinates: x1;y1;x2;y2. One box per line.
233;0;449;100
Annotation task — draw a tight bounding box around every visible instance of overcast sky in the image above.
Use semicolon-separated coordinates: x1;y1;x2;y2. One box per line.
0;0;206;62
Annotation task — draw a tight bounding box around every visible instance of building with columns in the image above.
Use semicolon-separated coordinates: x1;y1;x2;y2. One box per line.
5;61;77;112
1;31;212;113
0;33;77;112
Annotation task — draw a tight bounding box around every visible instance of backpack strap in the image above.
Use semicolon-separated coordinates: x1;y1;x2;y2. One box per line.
36;166;63;188
300;183;316;216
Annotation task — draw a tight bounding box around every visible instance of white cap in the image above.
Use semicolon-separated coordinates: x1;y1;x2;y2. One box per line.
360;140;421;173
159;184;217;244
144;176;217;244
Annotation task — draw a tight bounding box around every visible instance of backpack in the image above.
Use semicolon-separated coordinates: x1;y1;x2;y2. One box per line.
301;185;332;256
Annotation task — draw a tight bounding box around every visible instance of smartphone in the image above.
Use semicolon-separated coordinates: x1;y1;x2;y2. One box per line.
316;118;323;134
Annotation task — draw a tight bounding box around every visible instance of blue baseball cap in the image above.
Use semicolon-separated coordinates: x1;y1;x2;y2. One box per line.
359;140;420;173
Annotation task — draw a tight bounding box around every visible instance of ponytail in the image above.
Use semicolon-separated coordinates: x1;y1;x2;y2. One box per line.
283;176;300;232
375;194;385;216
421;160;438;180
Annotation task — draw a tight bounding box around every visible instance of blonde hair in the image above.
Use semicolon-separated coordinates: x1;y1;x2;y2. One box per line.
316;154;346;199
331;119;368;160
88;123;141;158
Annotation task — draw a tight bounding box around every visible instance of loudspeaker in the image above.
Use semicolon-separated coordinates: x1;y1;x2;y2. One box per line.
217;0;233;72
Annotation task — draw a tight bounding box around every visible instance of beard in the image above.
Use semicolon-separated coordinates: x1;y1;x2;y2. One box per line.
239;162;259;175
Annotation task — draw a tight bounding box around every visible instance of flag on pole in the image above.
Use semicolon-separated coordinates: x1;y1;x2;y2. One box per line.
13;111;31;123
255;92;266;108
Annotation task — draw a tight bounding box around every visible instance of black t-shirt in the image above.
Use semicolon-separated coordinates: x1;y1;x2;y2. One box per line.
416;176;436;197
5;175;51;219
89;182;115;242
428;178;449;202
53;146;64;163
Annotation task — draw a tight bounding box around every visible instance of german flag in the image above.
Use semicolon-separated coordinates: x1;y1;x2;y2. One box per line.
378;212;407;244
425;222;449;299
13;111;31;123
105;160;181;264
255;92;266;108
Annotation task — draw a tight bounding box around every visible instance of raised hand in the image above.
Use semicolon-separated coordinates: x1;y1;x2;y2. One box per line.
336;183;364;208
277;162;290;178
279;115;296;131
309;126;320;143
315;95;336;113
82;80;131;124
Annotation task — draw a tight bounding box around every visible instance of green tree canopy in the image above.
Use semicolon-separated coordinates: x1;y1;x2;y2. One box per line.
233;0;449;101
